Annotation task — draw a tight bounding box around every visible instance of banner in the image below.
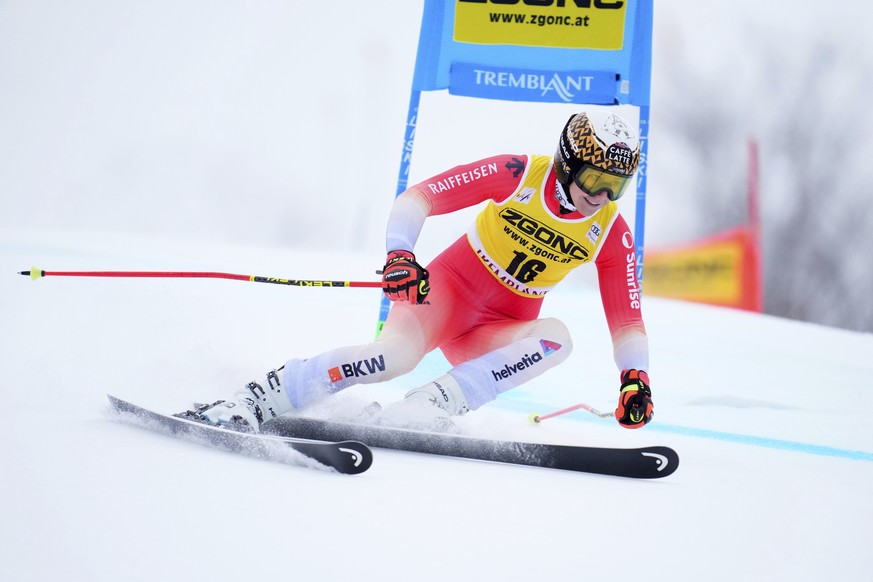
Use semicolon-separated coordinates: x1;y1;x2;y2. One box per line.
643;228;762;312
642;140;763;313
448;63;618;104
412;0;653;106
453;1;628;50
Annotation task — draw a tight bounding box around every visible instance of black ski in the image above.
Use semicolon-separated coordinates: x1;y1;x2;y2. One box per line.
107;395;372;475
265;416;678;479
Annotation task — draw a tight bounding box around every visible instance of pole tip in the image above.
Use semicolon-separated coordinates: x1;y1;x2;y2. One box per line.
19;267;44;281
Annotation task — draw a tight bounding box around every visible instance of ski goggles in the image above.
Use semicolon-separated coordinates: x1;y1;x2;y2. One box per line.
572;165;633;202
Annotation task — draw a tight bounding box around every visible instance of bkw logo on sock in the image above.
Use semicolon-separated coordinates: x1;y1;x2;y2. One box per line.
328;355;386;383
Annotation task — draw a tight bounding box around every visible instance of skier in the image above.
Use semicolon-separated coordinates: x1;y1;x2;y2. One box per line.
187;110;654;432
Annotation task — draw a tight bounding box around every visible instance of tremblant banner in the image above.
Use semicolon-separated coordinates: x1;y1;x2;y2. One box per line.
377;0;654;336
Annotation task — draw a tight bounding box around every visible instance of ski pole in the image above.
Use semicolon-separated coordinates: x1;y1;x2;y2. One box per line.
19;267;382;289
529;401;613;424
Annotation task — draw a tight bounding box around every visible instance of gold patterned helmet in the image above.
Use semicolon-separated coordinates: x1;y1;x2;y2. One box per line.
554;111;640;201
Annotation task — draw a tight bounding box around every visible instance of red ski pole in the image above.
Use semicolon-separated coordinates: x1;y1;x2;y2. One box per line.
19;267;382;289
529;401;613;424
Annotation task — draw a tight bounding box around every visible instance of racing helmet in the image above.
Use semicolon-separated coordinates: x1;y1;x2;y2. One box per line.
554;110;640;202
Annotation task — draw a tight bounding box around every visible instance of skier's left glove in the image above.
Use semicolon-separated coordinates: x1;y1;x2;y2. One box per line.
382;250;430;305
614;369;653;429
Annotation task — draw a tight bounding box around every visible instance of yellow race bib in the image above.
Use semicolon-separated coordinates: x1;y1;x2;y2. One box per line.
467;155;618;297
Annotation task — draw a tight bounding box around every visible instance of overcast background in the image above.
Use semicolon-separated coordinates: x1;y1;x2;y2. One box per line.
2;0;871;330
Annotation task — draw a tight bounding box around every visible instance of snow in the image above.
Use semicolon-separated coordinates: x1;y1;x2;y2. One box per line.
3;227;872;582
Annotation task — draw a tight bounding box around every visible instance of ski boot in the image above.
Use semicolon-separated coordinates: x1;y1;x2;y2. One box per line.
180;369;292;433
378;373;469;431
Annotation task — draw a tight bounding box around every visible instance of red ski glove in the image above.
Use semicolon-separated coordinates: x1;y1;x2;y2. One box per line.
382;250;429;305
615;369;653;429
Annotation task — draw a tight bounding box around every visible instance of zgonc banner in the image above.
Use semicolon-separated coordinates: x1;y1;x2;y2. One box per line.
453;0;628;50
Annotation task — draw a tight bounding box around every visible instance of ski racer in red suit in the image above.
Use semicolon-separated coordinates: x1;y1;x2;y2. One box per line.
191;110;654;432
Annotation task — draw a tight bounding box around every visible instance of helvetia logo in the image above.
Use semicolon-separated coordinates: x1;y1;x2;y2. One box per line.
540;339;562;355
491;340;562;382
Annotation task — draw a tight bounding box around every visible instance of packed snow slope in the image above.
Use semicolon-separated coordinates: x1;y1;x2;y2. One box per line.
3;228;871;582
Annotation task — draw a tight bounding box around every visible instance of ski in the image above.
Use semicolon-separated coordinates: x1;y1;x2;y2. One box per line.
265;416;678;479
107;395;372;475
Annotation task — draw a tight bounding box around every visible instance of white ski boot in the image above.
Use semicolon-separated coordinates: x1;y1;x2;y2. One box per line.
378;373;469;431
192;369;292;433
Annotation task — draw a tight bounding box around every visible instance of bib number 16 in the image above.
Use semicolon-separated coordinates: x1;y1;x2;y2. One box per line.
505;251;546;284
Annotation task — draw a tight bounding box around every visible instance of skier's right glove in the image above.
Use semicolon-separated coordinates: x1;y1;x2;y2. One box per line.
614;369;653;429
382;250;430;305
